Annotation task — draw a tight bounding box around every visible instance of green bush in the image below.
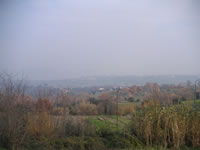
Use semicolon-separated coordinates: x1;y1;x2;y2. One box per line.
97;127;141;149
49;137;105;150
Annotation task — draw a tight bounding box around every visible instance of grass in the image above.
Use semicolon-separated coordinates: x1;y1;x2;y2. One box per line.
119;102;136;107
88;115;131;132
182;99;200;104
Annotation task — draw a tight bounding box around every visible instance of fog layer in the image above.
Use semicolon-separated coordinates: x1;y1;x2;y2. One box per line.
0;0;200;80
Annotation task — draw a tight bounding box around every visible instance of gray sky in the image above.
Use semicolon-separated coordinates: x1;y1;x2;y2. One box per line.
0;0;200;80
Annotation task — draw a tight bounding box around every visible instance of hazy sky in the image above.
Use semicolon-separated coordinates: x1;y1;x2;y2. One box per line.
0;0;200;80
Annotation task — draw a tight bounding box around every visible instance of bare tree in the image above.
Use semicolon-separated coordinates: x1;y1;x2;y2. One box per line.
0;73;28;150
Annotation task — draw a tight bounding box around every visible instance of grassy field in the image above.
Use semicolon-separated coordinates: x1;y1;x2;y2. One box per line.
182;99;200;104
88;115;132;132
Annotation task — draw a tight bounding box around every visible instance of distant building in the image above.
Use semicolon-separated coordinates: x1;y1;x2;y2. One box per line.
98;88;104;91
61;88;71;94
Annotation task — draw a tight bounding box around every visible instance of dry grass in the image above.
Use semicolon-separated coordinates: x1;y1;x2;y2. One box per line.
130;101;200;149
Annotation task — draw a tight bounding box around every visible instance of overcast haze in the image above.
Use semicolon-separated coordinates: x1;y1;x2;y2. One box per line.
0;0;200;80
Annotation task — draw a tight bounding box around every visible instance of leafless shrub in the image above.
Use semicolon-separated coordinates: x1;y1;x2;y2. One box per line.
0;73;29;149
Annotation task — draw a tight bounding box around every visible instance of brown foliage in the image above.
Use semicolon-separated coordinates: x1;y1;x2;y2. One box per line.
75;101;97;115
119;104;135;115
142;99;160;108
35;98;52;112
27;112;55;138
130;85;137;94
97;92;116;115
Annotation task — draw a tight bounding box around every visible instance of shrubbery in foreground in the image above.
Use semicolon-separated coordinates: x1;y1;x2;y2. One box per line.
130;101;200;149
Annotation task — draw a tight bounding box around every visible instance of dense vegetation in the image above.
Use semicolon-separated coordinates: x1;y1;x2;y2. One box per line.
131;101;200;149
0;75;200;150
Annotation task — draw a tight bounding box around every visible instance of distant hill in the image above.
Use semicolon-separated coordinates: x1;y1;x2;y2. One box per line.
27;75;200;88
